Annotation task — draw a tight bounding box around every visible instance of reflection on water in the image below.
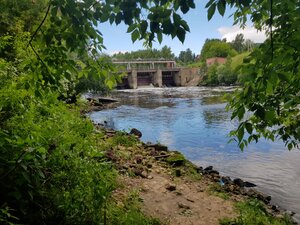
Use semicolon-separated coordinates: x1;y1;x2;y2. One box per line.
89;87;300;222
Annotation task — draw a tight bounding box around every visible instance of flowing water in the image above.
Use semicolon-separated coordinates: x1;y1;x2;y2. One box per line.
89;87;300;222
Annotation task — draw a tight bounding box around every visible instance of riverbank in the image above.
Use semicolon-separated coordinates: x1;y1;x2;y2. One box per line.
95;122;296;224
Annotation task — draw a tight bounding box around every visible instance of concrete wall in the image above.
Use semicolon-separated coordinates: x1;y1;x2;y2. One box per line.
128;70;137;89
152;69;162;87
174;68;202;86
124;68;202;89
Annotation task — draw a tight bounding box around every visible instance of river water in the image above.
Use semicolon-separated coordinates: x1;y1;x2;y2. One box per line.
89;87;300;222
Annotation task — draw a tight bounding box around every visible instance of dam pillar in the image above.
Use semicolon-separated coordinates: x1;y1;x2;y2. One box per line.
128;70;137;89
153;69;162;87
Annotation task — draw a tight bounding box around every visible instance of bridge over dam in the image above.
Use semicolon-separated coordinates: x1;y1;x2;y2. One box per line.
113;60;202;89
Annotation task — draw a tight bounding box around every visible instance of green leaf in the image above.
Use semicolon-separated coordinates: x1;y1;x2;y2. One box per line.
127;24;136;33
157;32;163;43
180;20;190;32
237;126;244;143
140;20;148;35
207;3;216;21
177;28;186;43
131;29;140;42
217;0;226;16
162;20;173;34
245;122;253;134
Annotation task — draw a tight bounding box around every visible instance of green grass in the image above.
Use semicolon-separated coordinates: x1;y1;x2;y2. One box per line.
208;183;230;200
231;52;250;70
220;199;295;225
107;191;161;225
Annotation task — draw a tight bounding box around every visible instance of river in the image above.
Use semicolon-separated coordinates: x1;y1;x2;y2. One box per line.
89;87;300;222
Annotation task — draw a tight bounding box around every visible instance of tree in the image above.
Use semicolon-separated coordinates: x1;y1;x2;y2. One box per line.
112;45;175;60
231;33;245;53
206;0;300;150
200;39;237;61
178;48;195;64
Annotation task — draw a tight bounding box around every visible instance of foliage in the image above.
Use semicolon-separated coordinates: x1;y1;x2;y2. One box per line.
231;33;245;53
177;48;196;64
112;45;175;60
75;55;121;94
220;199;295;225
202;58;237;86
205;0;300;150
107;191;161;225
200;39;237;61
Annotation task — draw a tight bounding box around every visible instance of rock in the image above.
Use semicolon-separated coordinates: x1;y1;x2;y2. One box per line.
141;171;148;178
243;181;256;188
147;143;168;151
178;202;190;209
186;198;195;203
208;169;219;175
166;151;186;166
197;166;204;173
233;178;244;187
221;176;232;185
146;163;153;168
166;183;176;191
134;155;143;164
130;128;142;138
204;166;213;171
271;205;280;213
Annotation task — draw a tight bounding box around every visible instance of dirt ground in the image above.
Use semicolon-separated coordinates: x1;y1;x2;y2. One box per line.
119;163;238;225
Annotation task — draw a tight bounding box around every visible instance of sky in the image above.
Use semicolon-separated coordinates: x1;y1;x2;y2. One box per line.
97;1;266;56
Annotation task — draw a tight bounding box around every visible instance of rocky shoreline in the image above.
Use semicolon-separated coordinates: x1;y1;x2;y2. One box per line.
85;97;297;224
93;121;297;224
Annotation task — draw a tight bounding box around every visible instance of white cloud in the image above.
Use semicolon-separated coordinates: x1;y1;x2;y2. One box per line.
107;50;128;56
218;25;267;43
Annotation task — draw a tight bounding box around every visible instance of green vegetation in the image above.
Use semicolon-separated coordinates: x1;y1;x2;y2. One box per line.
200;39;238;61
112;45;175;60
107;191;160;225
1;0;299;223
177;48;196;64
208;183;230;200
231;52;251;71
220;199;295;225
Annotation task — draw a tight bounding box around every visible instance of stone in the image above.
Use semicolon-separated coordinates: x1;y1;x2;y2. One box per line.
141;171;148;178
130;128;142;138
233;178;244;187
221;176;232;185
243;181;256;188
166;151;186;166
178;202;190;209
204;166;213;171
135;155;143;164
166;183;176;191
197;166;204;173
147;143;168;151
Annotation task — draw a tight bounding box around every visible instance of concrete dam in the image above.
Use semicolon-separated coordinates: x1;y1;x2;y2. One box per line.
113;60;202;89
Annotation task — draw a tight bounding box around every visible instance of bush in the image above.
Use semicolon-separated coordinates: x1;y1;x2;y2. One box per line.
0;82;117;224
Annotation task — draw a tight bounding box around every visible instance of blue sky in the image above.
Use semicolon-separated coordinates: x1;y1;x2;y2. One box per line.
97;1;265;56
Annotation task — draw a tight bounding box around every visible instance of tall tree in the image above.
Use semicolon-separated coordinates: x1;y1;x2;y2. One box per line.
178;48;195;64
231;33;245;53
